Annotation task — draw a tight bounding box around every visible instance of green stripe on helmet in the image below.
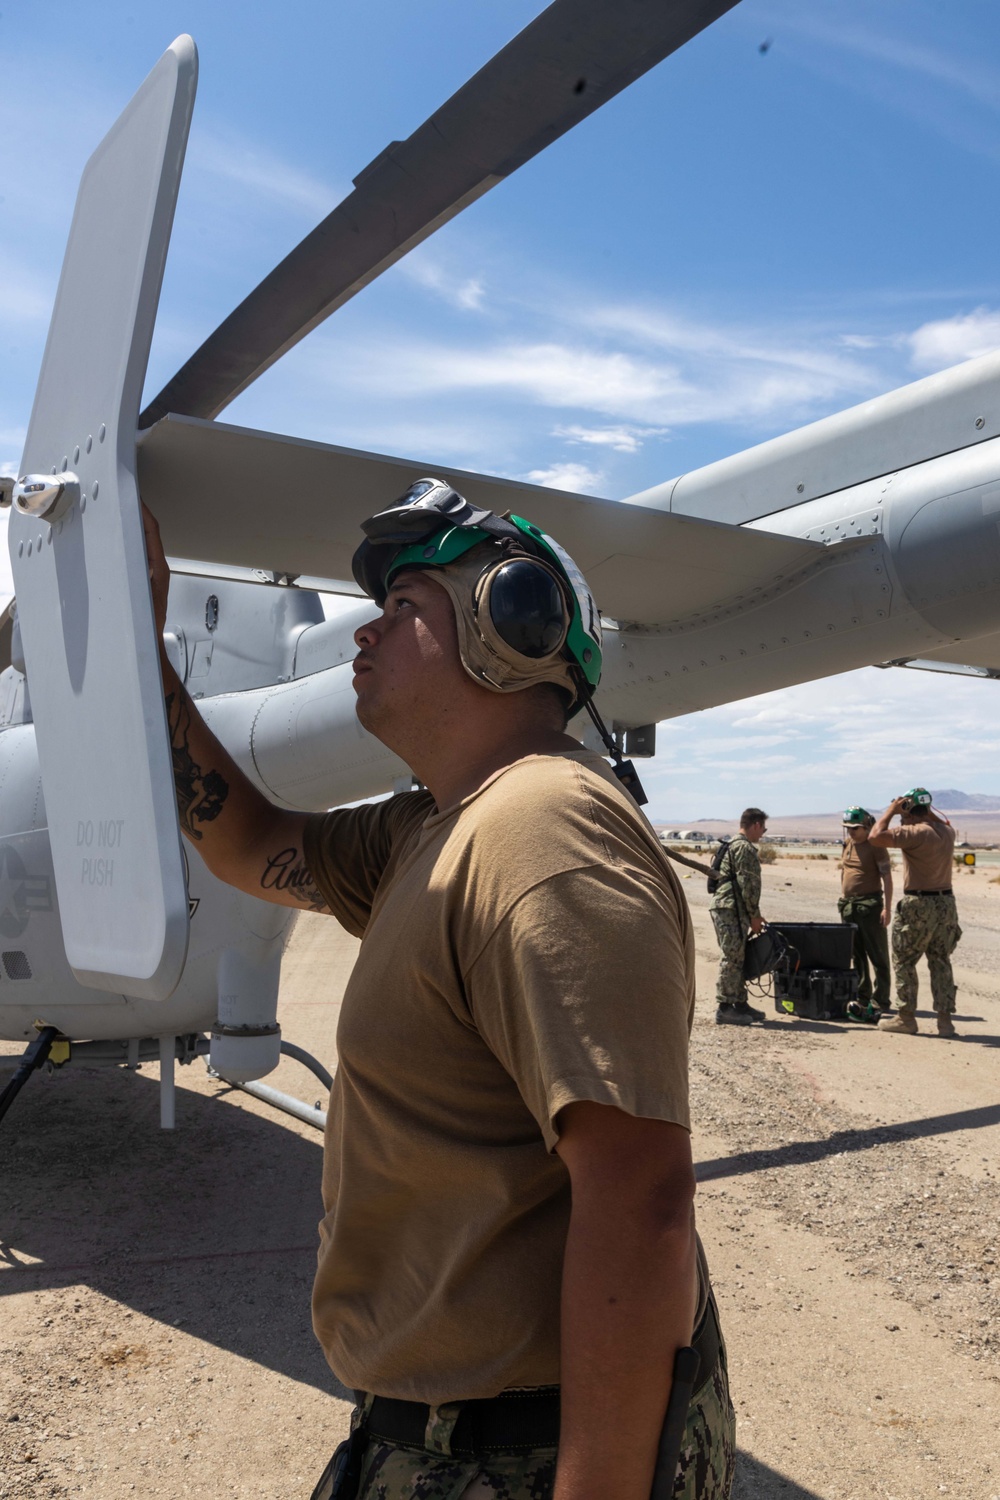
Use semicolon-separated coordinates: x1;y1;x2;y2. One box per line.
386;523;490;582
384;515;603;691
508;516;602;690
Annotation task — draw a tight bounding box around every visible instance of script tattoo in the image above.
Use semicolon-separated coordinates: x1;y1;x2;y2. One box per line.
260;847;329;913
166;690;230;842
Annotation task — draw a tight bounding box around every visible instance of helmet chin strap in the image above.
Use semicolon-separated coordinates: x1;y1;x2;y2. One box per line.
582;695;648;807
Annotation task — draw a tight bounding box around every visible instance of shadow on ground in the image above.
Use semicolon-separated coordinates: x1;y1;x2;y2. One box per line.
733;1450;824;1498
765;1020;849;1035
759;1010;994;1041
0;1061;347;1398
697;1101;1000;1183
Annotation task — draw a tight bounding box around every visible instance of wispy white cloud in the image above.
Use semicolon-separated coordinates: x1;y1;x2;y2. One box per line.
403;255;486;311
773;12;1000;113
838;333;883;351
218;206;1000;510
257;258;981;499
640;663;1000;819
554;423;668;454
190;130;339;220
521;461;603;493
327;338;675;420
589;302;876;395
335;326;878;431
756;4;1000;166
907;307;1000;372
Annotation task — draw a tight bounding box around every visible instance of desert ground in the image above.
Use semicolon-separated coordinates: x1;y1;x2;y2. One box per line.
2;852;999;1499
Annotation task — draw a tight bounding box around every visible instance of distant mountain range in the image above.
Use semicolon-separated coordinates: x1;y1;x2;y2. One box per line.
658;792;1000;842
929;790;1000;811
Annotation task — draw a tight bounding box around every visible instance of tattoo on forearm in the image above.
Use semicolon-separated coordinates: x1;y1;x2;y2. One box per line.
261;847;329;913
166;690;230;841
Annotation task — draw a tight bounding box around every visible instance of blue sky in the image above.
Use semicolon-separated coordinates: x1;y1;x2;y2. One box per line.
4;0;1000;816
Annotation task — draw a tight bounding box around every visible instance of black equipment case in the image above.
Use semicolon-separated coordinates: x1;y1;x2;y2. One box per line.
767;922;859;1020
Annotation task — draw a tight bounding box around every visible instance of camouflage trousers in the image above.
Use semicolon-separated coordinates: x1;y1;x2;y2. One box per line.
710;908;747;1005
312;1355;735;1500
838;894;891;1008
891;892;962;1013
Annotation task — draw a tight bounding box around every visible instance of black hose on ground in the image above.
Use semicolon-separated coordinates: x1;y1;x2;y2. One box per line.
0;1027;61;1127
279;1039;334;1092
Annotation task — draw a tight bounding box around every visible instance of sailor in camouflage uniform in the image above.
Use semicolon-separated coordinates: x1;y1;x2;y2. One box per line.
870;789;962;1038
709;808;768;1025
839;806;893;1023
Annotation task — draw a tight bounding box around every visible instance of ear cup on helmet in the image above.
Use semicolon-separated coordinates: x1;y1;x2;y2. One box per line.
477;558;569;660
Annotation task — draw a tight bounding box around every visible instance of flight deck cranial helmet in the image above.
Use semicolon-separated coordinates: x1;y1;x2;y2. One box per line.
351;477;603;716
842;806;874;828
900;787;933;813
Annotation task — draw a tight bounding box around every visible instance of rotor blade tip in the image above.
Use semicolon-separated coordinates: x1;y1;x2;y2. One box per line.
169;34;198;71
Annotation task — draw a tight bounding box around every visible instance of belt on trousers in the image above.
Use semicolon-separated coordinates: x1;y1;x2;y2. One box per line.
362;1290;722;1457
903;888;953;896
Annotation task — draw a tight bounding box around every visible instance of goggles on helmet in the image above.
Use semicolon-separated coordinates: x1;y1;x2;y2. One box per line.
351;478;603;703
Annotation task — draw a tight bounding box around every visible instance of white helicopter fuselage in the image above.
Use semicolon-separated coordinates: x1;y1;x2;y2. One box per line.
3;386;998;1050
4;20;999;1094
0;739;290;1049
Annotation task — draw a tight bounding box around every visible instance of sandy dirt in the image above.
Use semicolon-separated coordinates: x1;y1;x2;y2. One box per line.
2;855;999;1499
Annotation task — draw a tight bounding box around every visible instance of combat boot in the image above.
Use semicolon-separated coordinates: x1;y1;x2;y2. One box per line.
936;1012;957;1038
715;1000;765;1025
878;1010;917;1035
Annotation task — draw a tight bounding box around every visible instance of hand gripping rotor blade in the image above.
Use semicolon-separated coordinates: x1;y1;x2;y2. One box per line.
140;0;740;427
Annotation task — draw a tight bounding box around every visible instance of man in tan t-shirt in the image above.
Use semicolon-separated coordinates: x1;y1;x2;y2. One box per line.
142;481;734;1500
869;788;961;1037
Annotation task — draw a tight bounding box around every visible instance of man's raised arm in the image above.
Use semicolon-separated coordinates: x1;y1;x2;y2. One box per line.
143;505;330;915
